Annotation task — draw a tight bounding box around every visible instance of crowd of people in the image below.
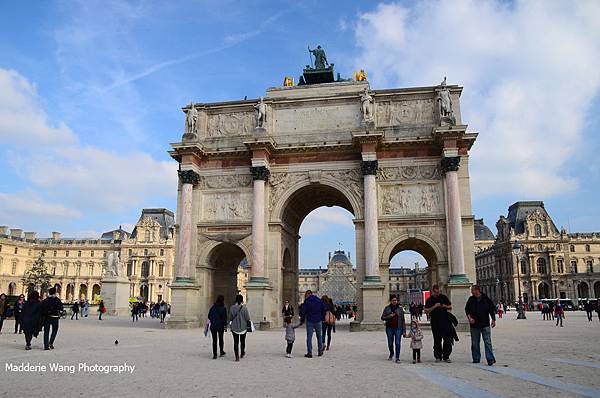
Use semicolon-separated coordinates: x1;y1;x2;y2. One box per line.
131;301;170;323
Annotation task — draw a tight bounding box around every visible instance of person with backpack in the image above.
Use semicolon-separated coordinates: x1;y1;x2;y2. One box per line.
207;295;227;359
381;294;406;363
321;295;335;351
229;294;251;362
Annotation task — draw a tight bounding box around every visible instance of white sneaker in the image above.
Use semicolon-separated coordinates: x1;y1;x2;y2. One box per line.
286;353;292;358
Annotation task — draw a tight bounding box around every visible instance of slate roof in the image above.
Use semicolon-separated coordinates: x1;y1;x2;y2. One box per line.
329;250;352;266
474;218;495;241
506;201;559;235
130;208;175;240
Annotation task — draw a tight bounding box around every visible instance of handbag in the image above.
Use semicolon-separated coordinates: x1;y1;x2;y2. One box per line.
204;319;211;337
246;320;255;333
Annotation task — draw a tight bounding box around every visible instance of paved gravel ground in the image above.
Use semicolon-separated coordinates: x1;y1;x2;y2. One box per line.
1;311;599;398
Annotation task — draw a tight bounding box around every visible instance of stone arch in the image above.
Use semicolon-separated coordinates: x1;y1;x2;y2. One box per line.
205;242;248;308
594;281;600;298
79;284;87;300
578;281;590;298
92;284;101;301
537;281;550;299
271;178;362;225
8;282;16;296
281;247;296;306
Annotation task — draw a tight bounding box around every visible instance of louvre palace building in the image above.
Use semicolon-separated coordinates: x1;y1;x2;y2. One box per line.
475;201;600;304
0;209;175;303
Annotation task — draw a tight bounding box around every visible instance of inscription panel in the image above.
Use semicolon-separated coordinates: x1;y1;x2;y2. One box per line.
273;104;361;134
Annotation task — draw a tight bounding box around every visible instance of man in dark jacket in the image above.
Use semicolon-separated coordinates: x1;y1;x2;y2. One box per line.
41;287;64;350
424;284;453;362
465;284;496;366
299;290;326;358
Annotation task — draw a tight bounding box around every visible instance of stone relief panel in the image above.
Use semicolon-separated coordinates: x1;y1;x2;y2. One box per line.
380;184;443;216
376;99;435;126
205;112;254;137
321;168;363;202
202;192;252;221
198;174;252;189
378;165;441;181
273;104;361;134
268;172;309;212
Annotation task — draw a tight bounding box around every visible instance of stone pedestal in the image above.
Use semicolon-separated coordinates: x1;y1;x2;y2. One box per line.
166;280;200;329
245;282;272;330
447;282;471;332
352;282;385;331
100;276;130;317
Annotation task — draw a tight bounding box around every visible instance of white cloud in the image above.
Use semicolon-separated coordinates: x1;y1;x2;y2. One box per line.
0;192;81;224
0;68;177;217
354;0;600;198
300;207;354;236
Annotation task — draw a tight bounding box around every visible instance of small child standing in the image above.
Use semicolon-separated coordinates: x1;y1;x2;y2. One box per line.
284;317;301;358
405;320;423;364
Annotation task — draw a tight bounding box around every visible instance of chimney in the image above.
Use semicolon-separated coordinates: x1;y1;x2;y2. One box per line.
10;229;23;238
0;226;7;235
24;232;37;240
349;252;351;261
328;252;331;261
52;232;61;240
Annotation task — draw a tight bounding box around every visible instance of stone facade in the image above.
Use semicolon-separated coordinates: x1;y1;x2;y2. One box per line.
169;78;478;330
475;201;600;305
0;209;175;304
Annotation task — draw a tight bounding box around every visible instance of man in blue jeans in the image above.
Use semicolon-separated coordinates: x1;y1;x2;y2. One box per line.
299;290;326;358
381;295;406;363
465;284;496;366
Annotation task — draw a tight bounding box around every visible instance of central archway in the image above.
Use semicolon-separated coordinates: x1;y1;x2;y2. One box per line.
207;242;247;308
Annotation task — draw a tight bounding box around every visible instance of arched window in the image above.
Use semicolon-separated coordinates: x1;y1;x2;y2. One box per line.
141;261;150;278
570;245;575;252
587;260;594;273
91;250;94;257
53;250;57;257
570;260;578;273
77;250;82;257
536;258;547;274
534;224;542;236
65;250;69;257
160;249;164;256
14;247;18;254
144;230;151;242
585;244;590;252
144;249;148;256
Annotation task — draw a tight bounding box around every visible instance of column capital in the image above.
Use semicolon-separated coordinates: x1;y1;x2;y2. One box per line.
441;156;460;173
178;169;200;185
361;160;379;176
250;165;270;181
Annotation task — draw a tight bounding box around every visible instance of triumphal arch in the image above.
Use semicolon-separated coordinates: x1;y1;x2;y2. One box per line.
167;53;478;330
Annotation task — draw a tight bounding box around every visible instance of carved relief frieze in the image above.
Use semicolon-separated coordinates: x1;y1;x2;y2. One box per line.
378;165;441;181
205;112;254;137
380;184;442;216
268;172;309;212
198;174;252;189
202;192;252;221
376;99;435;126
322;168;363;202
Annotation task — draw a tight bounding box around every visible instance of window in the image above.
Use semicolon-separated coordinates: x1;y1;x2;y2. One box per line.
11;261;17;275
587;260;594;273
538;244;543;252
145;230;151;242
28;249;32;256
144;249;148;256
585;244;590;252
89;264;94;276
53;250;57;257
536;258;547;274
159;264;164;277
0;244;2;252
14;247;18;254
103;251;107;258
52;264;56;276
76;264;81;276
91;251;94;257
65;250;69;257
160;249;164;256
77;250;82;257
129;249;132;256
64;263;69;276
534;224;542;236
571;260;578;274
520;259;527;274
557;259;564;273
127;262;133;277
141;262;149;277
570;245;575;252
556;244;561;251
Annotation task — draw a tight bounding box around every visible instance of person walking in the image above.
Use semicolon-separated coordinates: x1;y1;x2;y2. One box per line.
299;290;326;358
321;295;335;351
208;295;227;359
98;300;105;320
282;300;294;322
229;294;251;362
465;285;496;366
21;290;42;350
554;300;565;327
381;295;406;363
584;301;593;322
284;316;301;358
71;301;79;320
82;300;90;318
41;287;63;350
0;293;8;334
424;284;453;363
405;319;424;364
159;301;167;323
496;303;503;319
14;294;25;334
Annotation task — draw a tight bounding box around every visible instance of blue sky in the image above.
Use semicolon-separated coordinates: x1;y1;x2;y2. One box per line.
1;1;599;269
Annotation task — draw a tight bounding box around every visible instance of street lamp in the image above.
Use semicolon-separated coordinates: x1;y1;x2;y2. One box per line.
512;241;526;319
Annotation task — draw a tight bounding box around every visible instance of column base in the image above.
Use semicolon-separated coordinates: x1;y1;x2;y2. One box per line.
360;281;385;326
446;282;471;329
245;281;272;328
364;275;382;283
349;320;385;332
166;282;200;329
247;277;270;286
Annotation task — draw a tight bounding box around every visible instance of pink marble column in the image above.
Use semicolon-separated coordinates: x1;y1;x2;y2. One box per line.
175;170;199;282
442;156;468;283
362;160;381;282
250;166;269;283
